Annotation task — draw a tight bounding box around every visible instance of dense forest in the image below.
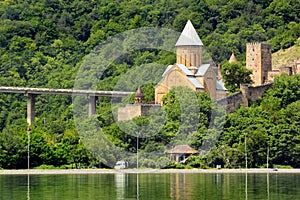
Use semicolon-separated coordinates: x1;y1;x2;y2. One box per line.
0;0;300;169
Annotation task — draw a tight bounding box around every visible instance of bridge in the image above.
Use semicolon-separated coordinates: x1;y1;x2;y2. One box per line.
0;86;133;125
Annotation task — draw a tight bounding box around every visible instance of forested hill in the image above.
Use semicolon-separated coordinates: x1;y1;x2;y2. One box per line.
0;0;300;169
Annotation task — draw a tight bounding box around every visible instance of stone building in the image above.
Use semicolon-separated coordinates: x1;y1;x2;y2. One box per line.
245;43;300;86
155;20;227;104
246;43;272;86
118;87;160;121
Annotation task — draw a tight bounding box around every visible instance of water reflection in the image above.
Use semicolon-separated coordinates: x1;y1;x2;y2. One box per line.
115;173;127;199
170;173;188;200
2;171;300;199
115;173;140;199
27;173;30;200
136;173;139;200
267;172;270;200
245;172;248;200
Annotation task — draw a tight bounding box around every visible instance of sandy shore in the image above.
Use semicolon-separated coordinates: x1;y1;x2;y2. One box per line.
1;168;300;175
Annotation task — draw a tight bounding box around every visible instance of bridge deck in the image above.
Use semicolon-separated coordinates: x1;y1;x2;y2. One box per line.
0;86;133;97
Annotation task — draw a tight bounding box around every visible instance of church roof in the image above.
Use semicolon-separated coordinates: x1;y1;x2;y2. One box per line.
187;77;204;89
162;64;194;77
195;63;210;76
216;80;227;91
160;63;226;91
175;20;203;46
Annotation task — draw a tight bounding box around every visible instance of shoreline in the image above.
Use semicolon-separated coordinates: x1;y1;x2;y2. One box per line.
1;168;300;175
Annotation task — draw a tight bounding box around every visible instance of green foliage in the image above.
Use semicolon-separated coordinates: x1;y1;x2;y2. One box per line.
210;74;300;168
221;61;252;92
1;0;300;169
185;155;208;169
33;164;60;169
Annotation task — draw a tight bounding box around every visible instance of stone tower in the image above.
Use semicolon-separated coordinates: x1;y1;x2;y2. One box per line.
134;86;144;104
246;43;272;86
175;20;203;68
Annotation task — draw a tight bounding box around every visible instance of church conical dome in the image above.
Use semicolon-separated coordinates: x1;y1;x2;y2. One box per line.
175;20;203;46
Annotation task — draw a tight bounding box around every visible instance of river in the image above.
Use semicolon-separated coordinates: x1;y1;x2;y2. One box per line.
0;172;299;199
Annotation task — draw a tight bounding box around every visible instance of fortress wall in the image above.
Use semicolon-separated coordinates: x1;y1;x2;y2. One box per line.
217;92;244;113
246;83;273;102
217;83;273;113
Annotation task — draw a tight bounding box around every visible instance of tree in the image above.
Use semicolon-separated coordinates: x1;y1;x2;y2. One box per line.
221;61;252;92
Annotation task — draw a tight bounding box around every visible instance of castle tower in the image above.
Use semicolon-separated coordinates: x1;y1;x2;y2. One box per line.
134;86;144;104
246;43;272;86
175;20;203;68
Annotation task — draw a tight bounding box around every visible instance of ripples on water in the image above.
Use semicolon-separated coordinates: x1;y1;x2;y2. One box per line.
0;173;299;200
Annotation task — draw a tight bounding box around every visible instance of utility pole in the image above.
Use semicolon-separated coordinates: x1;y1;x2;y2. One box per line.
267;146;269;169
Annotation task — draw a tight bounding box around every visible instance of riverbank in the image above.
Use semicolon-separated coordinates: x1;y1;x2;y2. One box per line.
1;168;300;175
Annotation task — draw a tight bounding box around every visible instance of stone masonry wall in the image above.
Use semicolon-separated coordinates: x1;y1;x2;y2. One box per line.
217;83;273;113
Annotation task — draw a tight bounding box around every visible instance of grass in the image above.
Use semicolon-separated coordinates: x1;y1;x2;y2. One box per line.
272;41;300;69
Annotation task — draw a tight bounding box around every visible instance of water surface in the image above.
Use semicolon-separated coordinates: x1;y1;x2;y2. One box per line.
0;173;299;200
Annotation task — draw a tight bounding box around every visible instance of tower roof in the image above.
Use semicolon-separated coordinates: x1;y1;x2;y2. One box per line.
135;86;144;98
229;52;238;63
175;20;203;46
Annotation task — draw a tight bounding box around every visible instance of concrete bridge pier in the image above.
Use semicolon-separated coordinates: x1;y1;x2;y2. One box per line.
26;93;36;126
88;95;96;116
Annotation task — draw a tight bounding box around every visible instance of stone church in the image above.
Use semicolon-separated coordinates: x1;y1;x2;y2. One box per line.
118;20;227;121
118;20;300;121
155;20;227;104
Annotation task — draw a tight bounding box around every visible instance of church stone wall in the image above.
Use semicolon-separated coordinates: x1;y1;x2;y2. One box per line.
176;46;202;67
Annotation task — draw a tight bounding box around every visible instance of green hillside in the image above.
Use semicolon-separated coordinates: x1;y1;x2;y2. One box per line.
0;0;300;169
272;39;300;69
